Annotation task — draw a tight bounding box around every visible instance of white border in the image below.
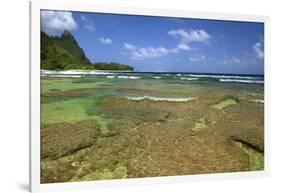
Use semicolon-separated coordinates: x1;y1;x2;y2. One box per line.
30;0;270;192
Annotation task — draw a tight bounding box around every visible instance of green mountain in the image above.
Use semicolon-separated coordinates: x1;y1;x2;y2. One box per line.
93;62;134;71
51;31;91;65
41;30;133;71
41;30;92;70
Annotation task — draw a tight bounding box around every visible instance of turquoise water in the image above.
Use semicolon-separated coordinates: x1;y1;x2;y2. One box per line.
42;70;264;100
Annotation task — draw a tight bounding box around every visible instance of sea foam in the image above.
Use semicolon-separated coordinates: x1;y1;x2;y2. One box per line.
125;96;195;102
250;99;264;104
180;77;199;81
219;79;264;84
47;74;82;78
41;70;115;75
189;74;257;79
117;76;140;79
106;75;115;79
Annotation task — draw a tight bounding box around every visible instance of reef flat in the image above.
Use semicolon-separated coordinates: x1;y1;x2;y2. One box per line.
40;72;264;183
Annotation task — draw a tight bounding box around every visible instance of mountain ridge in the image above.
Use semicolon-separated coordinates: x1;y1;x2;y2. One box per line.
41;30;134;71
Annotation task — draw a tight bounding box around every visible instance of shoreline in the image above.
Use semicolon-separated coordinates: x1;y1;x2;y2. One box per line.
41;69;264;77
40;69;264;84
41;69;134;74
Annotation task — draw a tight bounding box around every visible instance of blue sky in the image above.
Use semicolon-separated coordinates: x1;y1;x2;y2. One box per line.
41;10;264;74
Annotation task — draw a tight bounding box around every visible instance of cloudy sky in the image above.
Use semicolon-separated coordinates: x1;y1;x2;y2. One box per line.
41;10;264;74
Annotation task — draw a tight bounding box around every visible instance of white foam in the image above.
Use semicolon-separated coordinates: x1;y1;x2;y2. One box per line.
125;96;195;102
41;70;115;75
87;71;115;75
153;76;161;79
47;74;82;78
180;77;199;81
250;99;264;104
57;70;84;75
106;75;115;79
219;79;264;84
117;76;140;79
188;74;257;79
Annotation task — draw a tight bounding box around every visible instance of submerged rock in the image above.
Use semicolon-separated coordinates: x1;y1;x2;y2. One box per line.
231;128;264;153
249;99;264;104
79;168;113;181
233;140;264;171
41;120;98;160
76;165;128;181
191;118;207;132
211;98;238;109
112;166;128;179
100;97;173;123
92;115;119;137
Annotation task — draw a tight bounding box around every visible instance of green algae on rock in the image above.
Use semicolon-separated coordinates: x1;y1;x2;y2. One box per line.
41;120;98;160
112;166;128;179
234;141;264;170
72;166;128;181
211;98;238;109
79;168;114;181
191;118;208;132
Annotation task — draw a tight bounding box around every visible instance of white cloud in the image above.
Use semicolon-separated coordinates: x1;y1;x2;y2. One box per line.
220;56;242;65
189;55;206;63
123;42;179;60
177;43;191;51
80;15;96;32
84;24;95;32
123;43;136;50
122;28;209;60
123;42;193;60
232;57;242;63
81;15;87;21
253;42;264;59
41;10;78;35
98;37;112;45
168;28;211;43
167;28;210;51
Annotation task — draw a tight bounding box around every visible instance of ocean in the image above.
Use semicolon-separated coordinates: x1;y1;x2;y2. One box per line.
40;70;264;183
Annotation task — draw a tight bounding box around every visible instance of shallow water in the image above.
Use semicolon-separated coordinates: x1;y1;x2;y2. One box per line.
40;71;264;183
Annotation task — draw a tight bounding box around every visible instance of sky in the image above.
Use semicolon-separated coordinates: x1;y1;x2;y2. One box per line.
41;10;264;75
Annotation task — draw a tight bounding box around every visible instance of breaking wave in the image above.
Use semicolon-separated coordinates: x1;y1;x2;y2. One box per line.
45;74;82;78
180;77;199;81
41;70;116;75
250;99;264;103
219;79;264;84
125;96;196;102
189;74;257;79
106;75;115;79
117;76;140;79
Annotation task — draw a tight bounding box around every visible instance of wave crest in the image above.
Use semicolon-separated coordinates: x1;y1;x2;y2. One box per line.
180;77;199;81
125;96;195;102
117;76;140;79
219;79;264;84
